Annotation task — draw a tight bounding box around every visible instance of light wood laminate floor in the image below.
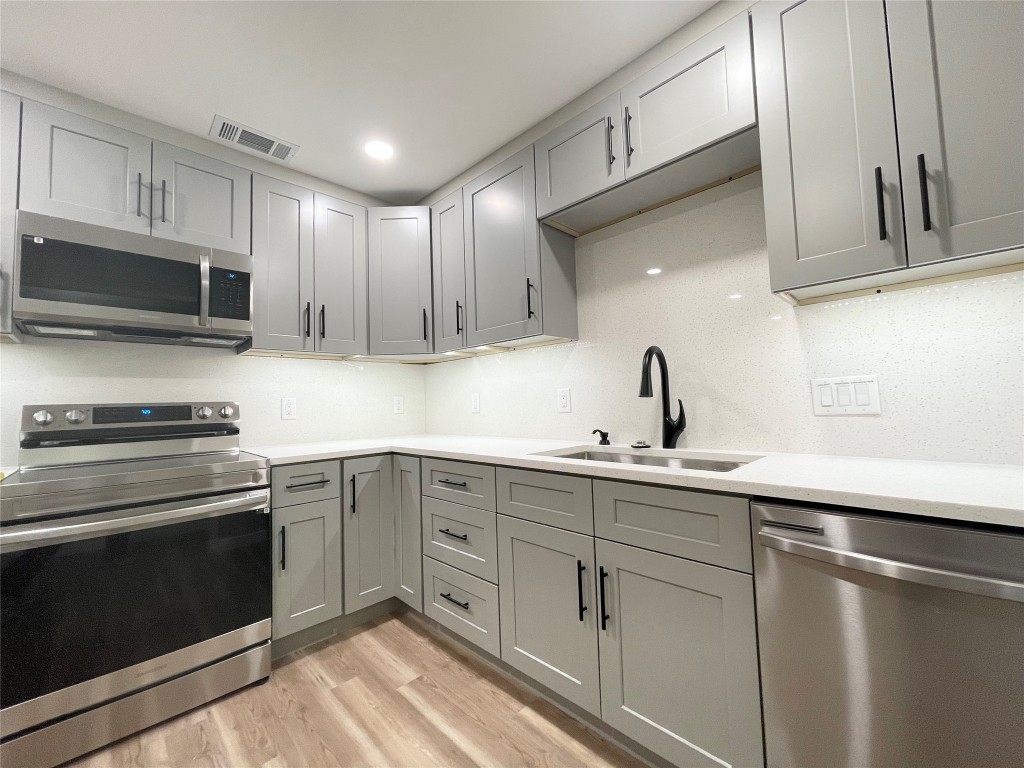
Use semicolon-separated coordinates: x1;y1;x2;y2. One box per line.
68;611;642;768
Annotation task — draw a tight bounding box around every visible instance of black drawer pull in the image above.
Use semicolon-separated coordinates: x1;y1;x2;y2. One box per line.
285;478;330;490
874;166;887;241
280;526;286;571
576;560;588;622
438;478;467;488
599;566;610;631
917;153;932;232
440;592;470;610
350;475;356;515
438;528;468;541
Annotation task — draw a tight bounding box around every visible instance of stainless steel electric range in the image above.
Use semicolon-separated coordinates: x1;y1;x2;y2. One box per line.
0;402;271;767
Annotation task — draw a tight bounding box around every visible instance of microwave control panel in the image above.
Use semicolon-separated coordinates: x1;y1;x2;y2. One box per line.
209;267;251;321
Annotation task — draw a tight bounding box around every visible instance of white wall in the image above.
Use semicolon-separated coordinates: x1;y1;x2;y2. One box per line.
425;173;1024;465
0;341;424;466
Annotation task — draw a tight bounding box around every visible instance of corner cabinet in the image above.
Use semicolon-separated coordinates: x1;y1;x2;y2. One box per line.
463;146;577;346
368;206;433;354
343;456;396;613
430;189;467;353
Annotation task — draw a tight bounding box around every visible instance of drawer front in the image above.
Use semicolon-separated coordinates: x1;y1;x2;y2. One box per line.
496;467;594;534
593;480;752;572
421;458;496;511
423;556;500;657
271;461;341;507
422;496;498;583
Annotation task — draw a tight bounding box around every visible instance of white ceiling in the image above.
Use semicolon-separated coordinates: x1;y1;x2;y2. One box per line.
0;1;715;204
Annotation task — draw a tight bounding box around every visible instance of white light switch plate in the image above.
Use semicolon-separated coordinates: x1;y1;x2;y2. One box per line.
393;396;405;415
556;388;572;413
471;393;480;413
812;375;881;415
281;397;297;420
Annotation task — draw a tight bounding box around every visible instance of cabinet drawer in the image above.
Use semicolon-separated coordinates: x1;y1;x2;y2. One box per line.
496;467;594;534
421;458;496;511
423;556;500;657
422;497;498;583
272;461;341;508
593;480;751;572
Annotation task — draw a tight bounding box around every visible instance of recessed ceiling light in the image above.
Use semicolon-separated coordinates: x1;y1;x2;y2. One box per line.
770;315;782;321
364;140;394;160
728;293;744;300
646;268;662;275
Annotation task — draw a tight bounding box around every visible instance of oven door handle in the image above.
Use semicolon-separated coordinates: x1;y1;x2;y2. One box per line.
0;489;270;553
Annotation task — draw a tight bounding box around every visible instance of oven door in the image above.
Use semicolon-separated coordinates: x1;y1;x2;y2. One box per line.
0;488;271;738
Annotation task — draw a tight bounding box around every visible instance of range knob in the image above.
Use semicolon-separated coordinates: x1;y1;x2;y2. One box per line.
65;409;87;425
196;406;213;420
218;405;235;419
32;409;54;427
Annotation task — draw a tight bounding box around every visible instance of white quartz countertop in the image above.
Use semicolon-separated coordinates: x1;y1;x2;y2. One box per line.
248;435;1024;528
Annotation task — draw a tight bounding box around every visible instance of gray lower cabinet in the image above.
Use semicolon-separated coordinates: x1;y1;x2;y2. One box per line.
430;189;467;353
423;556;501;657
496;467;594;535
1;91;19;337
272;497;343;640
497;515;600;715
343;456;396;613
314;193;368;355
753;0;906;291
421;458;496;511
393;455;423;611
887;0;1024;266
597;538;763;768
19;100;152;235
368;206;432;354
621;12;755;181
150;141;250;253
422;496;498;583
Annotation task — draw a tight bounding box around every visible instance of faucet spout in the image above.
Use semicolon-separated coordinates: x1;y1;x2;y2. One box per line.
639;346;686;449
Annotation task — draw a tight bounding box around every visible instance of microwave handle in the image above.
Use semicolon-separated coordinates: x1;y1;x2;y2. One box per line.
199;251;211;327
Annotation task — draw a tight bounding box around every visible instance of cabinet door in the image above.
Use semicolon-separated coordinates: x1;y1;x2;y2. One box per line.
753;1;906;291
19;101;151;234
343;456;395;613
272;498;342;639
497;515;600;715
888;0;1024;266
597;539;763;768
393;455;423;611
535;93;624;218
430;189;467;353
621;12;755;180
463;146;542;345
1;92;19;336
314;193;368;355
367;206;432;354
151;141;251;253
251;174;314;352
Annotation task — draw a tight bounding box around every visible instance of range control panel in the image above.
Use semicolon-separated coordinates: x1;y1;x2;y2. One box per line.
21;402;241;431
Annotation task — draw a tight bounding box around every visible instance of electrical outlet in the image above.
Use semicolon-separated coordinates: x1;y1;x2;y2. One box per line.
471;393;480;414
281;397;297;420
556;388;572;413
393;396;405;415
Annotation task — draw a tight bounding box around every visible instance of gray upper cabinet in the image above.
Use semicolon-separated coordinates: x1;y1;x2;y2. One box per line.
368;206;432;355
343;455;396;613
314;193;368;355
597;539;763;768
251;174;315;353
19;101;152;235
497;515;601;716
393;455;423;611
151;141;251;253
272;497;343;640
753;1;905;291
430;189;467;353
621;12;755;180
887;0;1024;267
534;93;624;218
1;91;19;337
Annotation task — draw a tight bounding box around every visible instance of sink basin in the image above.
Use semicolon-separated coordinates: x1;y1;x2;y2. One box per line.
557;451;750;472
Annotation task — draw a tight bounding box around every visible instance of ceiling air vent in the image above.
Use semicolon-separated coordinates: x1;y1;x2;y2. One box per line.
208;115;298;163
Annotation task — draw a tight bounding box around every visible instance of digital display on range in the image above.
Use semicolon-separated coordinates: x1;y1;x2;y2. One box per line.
93;405;194;424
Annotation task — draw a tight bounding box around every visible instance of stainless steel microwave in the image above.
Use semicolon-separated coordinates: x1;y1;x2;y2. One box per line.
13;211;252;348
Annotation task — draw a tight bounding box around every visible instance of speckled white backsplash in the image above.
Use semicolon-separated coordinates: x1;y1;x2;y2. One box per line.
0;341;425;467
425;173;1024;464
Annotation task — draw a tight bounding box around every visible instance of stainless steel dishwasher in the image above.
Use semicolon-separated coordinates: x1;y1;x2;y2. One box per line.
752;502;1024;768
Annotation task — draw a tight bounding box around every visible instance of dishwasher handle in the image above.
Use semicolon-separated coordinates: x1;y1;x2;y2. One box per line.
758;530;1024;603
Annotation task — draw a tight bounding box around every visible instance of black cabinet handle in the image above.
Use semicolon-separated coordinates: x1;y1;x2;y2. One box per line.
319;305;326;339
438;528;468;541
874;166;887;241
303;302;311;337
440;592;470;610
285;478;330;490
624;107;634;158
438;478;467;487
423;308;428;341
350;475;356;515
526;278;536;318
577;560;588;622
606;117;616;166
136;172;142;217
599;566;610;630
161;179;167;223
280;526;286;571
917;154;932;232
455;300;463;335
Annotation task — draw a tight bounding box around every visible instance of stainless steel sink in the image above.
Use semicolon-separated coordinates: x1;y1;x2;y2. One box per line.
558;451;749;472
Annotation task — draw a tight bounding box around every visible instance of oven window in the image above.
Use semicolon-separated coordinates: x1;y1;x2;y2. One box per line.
0;507;270;710
19;236;201;316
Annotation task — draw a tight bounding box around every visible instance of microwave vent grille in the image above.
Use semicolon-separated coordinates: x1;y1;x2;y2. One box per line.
208;115;298;163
